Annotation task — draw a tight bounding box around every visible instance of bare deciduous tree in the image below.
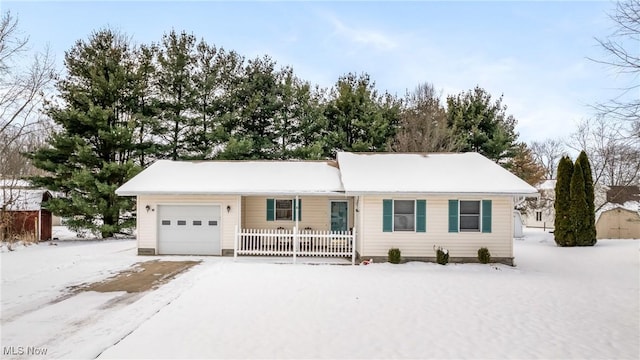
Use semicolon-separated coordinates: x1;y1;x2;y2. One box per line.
0;11;55;176
391;82;459;152
590;0;640;130
568;117;640;187
0;11;55;242
530;138;566;179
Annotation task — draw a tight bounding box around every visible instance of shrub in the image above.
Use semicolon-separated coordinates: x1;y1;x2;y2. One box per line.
477;247;491;264
435;246;449;265
388;248;401;264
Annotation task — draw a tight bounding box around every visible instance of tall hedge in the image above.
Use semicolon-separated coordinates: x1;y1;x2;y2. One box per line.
570;162;591;246
576;151;597;246
554;156;574;246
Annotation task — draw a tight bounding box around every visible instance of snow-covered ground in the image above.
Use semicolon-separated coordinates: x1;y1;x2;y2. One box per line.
1;228;638;359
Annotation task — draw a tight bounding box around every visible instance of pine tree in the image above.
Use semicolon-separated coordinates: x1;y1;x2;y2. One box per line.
155;30;196;160
29;29;140;238
445;86;519;164
576;151;597;245
323;73;400;157
554;156;574;246
570;162;590;246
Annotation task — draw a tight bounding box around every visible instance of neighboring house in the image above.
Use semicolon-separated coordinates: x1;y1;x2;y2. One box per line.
521;179;556;230
521;179;608;230
115;152;538;265
0;181;53;242
596;186;640;239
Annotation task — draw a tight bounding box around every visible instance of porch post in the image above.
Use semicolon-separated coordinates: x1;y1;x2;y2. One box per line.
294;195;299;264
234;224;238;260
351;227;356;265
293;226;298;264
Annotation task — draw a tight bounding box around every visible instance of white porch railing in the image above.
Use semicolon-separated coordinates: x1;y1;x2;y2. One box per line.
234;226;356;265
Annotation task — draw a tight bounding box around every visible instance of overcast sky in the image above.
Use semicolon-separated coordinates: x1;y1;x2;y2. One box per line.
5;1;629;144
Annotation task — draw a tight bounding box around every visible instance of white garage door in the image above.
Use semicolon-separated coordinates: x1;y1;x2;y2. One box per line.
157;205;221;255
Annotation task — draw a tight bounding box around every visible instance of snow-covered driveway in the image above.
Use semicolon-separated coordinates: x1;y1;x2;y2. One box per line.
1;230;639;359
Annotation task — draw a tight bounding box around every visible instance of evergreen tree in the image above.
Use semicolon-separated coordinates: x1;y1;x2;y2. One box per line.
445;86;519;164
554;156;574;246
570;162;590;246
155;30;196;160
323;73;401;157
131;44;160;167
29;29;140;238
576;150;597;245
222;55;282;159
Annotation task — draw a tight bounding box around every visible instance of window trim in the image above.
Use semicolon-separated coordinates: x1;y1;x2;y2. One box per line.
535;211;542;222
393;199;416;232
459;200;481;232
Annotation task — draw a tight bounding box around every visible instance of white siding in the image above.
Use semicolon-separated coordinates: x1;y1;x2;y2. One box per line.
137;195;241;253
242;196;353;231
359;195;514;259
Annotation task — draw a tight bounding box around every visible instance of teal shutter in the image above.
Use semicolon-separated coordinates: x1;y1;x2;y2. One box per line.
416;200;426;233
448;200;459;233
382;199;393;232
295;199;302;221
266;198;275;221
482;199;492;233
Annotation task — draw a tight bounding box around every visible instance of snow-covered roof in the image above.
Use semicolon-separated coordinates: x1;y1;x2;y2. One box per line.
115;160;345;196
596;201;640;222
336;152;538;196
537;179;556;191
0;179;32;188
0;189;50;211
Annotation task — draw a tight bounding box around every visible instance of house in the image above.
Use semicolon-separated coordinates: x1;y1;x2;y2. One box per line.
0;181;53;242
521;179;608;230
115;152;538;265
520;179;556;230
596;186;640;239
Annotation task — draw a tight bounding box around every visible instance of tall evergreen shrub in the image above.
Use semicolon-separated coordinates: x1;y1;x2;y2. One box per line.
570;162;590;246
576;151;597;246
554;156;574;246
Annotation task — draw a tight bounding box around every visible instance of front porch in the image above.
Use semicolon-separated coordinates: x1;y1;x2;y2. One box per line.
234;226;357;264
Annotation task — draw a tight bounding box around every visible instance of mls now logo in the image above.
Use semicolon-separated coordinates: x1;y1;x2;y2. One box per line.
3;346;48;356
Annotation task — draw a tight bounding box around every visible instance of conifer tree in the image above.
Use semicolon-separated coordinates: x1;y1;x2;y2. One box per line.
155;30;196;160
570;162;590;246
29;29;140;238
576;151;597;245
554;156;574;246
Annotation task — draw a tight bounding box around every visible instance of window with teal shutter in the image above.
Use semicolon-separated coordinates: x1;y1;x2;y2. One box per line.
448;200;459;232
266;198;275;221
482;199;492;233
382;199;392;232
416;200;426;232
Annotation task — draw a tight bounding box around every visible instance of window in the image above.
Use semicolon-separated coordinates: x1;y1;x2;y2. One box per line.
193;220;202;226
161;220;170;226
535;211;542;222
459;201;480;232
208;220;217;226
275;200;293;221
394;200;415;231
177;220;186;226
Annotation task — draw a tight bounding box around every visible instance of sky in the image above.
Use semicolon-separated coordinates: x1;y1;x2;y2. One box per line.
3;1;630;144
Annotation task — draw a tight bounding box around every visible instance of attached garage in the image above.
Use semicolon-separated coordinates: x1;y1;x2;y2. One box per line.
157;205;221;255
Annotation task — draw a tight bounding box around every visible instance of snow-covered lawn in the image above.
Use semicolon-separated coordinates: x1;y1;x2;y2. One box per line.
1;229;638;359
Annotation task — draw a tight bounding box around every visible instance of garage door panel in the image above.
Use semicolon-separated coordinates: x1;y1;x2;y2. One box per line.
157;205;221;255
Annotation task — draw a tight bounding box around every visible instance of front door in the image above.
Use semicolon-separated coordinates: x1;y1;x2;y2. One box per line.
330;201;349;232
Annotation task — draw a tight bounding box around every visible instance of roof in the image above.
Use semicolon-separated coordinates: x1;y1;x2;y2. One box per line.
115;160;345;196
0;189;50;211
596;201;640;221
336;152;538;196
606;186;640;204
116;152;539;197
536;179;556;191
